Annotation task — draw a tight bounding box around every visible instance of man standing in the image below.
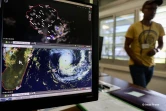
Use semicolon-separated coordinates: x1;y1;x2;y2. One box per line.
124;0;165;88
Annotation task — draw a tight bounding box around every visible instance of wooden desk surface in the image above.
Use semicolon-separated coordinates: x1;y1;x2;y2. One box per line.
60;106;81;111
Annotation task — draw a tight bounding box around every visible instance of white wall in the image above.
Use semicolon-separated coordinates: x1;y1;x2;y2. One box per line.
99;0;166;18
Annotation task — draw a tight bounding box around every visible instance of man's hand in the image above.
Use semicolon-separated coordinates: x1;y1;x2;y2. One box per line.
147;49;156;56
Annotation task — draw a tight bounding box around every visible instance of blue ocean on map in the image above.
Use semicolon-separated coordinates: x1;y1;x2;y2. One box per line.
2;48;92;93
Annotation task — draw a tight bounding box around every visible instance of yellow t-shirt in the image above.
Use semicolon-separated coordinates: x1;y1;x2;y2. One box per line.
125;21;165;67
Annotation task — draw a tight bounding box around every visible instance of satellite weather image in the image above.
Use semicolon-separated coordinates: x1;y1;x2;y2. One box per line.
2;47;92;94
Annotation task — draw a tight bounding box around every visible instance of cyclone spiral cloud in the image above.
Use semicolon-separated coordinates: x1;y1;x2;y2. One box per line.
49;49;92;83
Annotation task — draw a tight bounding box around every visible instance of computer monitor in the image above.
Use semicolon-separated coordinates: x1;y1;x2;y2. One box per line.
0;0;99;110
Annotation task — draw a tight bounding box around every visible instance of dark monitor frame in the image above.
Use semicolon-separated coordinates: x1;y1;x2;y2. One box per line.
0;0;99;110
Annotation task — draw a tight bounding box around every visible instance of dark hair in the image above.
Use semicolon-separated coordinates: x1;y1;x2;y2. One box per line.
142;0;163;9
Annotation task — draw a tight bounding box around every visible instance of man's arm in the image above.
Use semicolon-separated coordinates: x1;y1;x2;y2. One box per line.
156;36;163;50
124;37;142;65
147;36;164;56
156;23;165;52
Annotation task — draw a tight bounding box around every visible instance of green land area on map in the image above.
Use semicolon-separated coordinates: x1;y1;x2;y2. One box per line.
2;48;32;90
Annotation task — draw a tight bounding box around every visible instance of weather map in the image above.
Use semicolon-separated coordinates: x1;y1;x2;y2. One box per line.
3;1;92;45
2;47;92;93
26;4;70;43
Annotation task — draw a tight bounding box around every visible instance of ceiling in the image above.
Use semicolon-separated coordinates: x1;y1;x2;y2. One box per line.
99;0;120;6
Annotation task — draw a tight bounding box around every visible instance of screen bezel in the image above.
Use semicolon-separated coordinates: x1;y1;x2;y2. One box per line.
0;0;99;110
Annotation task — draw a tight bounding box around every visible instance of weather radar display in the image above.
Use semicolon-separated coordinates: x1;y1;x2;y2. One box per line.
2;47;92;94
26;4;70;43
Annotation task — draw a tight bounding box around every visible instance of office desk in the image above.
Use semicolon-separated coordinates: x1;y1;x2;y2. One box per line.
100;74;166;111
99;74;166;97
40;74;166;111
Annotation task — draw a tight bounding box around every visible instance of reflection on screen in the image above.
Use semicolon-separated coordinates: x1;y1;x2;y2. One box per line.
1;0;92;102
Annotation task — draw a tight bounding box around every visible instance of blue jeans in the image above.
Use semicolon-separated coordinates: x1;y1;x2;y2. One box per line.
129;65;154;88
